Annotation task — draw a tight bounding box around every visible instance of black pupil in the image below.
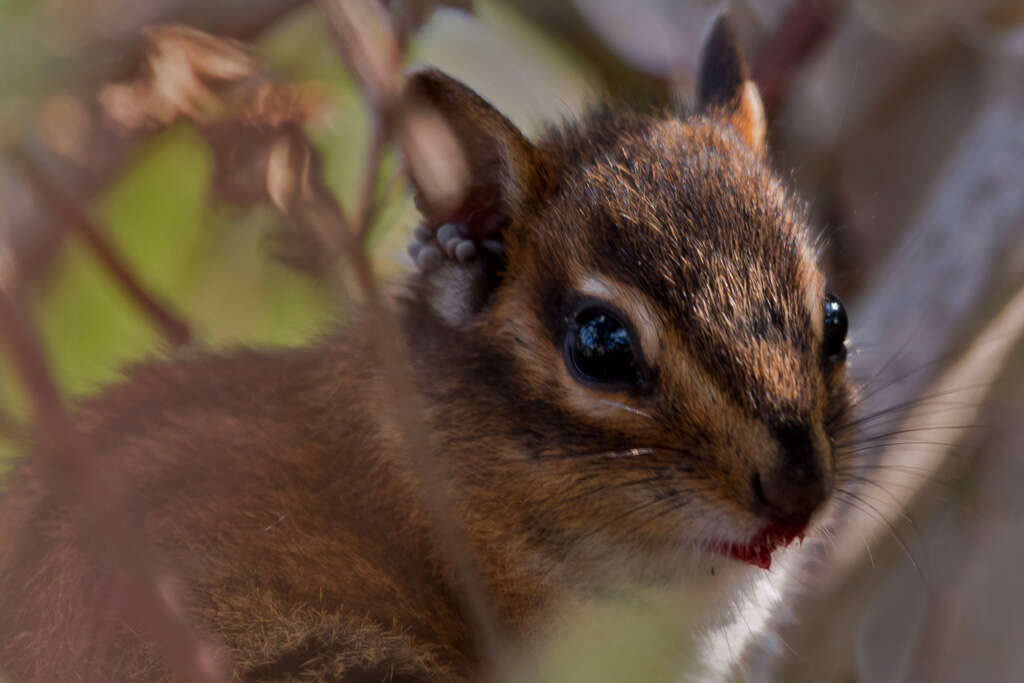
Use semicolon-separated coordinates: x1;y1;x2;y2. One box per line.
570;310;638;384
822;293;848;358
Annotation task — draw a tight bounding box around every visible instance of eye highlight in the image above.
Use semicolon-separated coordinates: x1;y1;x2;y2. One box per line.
565;307;641;388
822;292;848;360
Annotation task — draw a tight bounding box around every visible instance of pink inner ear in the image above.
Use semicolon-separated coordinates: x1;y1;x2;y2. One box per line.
402;69;548;247
431;169;509;242
456;208;508;243
407;122;511;242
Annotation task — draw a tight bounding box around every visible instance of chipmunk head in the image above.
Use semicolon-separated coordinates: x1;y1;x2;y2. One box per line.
402;17;851;577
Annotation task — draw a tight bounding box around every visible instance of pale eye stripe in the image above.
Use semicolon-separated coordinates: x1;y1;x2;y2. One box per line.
800;243;825;340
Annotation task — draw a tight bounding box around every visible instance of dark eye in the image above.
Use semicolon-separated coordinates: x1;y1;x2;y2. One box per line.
822;292;848;360
566;308;640;386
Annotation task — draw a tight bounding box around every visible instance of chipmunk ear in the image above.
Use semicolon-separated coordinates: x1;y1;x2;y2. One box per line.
697;16;766;153
401;68;551;325
402;68;549;243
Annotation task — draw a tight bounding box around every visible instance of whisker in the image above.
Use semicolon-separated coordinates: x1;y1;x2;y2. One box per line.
575;496;670;545
817;524;840;557
543;447;655;461
856;527;875;569
835;463;955;484
835;468;952;491
849;342;993;409
832;489;926;584
853;329;916;381
837;391;988;439
544;473;668;514
836;471;920;495
594;399;655;420
834;397;982;435
843;424;981;446
619;494;689;538
836;484;922;542
836;439;970;455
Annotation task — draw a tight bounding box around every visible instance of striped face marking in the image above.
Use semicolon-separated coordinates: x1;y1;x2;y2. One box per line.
476;106;852;581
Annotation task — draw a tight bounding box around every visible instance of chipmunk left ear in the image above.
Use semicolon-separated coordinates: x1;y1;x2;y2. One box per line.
400;68;553;325
697;16;766;153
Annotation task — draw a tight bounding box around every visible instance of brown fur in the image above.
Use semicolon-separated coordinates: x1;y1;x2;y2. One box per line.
0;19;850;683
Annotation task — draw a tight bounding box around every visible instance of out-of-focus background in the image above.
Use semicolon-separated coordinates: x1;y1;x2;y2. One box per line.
1;0;1023;681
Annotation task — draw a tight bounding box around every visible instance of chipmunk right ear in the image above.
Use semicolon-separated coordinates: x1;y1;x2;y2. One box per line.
697;16;766;153
401;68;552;325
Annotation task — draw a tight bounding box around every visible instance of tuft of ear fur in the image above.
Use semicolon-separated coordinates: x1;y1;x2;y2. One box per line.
400;68;552;325
697;16;766;153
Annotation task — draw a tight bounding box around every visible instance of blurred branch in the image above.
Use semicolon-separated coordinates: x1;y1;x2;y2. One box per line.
0;292;64;423
0;6;339;681
318;0;513;675
833;282;1024;576
0;406;25;440
354;121;388;242
388;0;474;49
4;0;312;296
753;0;840;116
509;0;672;102
12;148;191;347
0;288;226;683
906;355;1024;679
322;0;402;114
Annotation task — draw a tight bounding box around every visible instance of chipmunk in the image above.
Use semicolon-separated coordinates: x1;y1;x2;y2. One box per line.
0;17;851;683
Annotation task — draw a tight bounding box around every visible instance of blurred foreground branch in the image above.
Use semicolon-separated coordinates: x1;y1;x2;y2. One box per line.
12;149;190;346
0;281;226;683
317;1;513;677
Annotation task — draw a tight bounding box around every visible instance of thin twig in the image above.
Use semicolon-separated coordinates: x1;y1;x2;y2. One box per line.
0;291;64;423
12;148;191;347
0;405;25;440
354;118;389;242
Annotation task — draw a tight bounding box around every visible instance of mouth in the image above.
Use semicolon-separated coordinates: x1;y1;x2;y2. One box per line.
716;520;808;570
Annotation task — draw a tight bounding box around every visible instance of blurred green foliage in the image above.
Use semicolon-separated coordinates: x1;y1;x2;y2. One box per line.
0;7;376;468
526;589;699;683
0;1;587;473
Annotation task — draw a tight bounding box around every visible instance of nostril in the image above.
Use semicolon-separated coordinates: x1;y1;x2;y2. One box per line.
752;465;825;526
753;421;829;525
787;462;814;487
751;472;769;509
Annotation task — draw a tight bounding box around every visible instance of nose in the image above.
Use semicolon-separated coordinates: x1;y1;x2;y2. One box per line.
751;424;828;526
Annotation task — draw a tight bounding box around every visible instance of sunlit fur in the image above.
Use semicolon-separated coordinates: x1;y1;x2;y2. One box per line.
401;105;852;612
0;26;852;683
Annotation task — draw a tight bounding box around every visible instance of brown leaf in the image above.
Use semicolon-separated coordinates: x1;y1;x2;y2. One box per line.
37;93;95;165
99;24;255;133
234;81;330;130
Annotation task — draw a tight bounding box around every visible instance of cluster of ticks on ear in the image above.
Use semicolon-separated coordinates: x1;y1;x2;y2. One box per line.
408;222;504;269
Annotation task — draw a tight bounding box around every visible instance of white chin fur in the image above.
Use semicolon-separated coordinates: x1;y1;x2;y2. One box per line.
687;545;801;682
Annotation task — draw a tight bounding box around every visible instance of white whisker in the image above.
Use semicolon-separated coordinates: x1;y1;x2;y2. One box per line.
596;398;655;420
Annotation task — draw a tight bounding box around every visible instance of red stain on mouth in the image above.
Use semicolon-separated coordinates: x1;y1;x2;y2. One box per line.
719;520;808;570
